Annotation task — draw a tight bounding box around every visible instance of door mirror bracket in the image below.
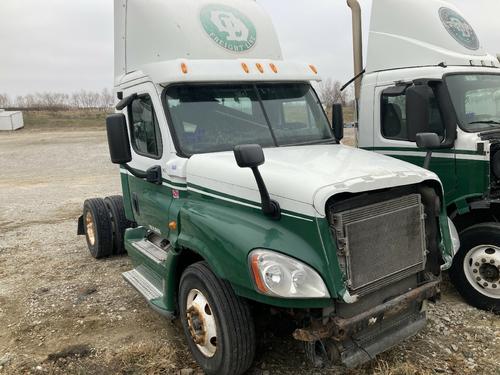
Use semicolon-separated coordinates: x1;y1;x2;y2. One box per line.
416;132;441;170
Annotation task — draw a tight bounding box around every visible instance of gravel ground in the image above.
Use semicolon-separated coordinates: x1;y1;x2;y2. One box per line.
0;127;499;375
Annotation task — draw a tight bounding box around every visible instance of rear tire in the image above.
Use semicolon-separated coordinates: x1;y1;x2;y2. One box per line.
449;223;500;314
82;198;113;259
179;262;256;375
104;195;132;255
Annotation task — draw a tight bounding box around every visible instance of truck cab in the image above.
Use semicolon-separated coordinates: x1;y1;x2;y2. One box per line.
353;0;500;313
78;1;458;373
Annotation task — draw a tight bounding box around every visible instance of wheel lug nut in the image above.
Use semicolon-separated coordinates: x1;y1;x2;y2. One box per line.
482;258;486;263
483;282;489;287
473;269;478;273
490;260;495;264
475;262;480;267
476;277;481;281
493;284;498;289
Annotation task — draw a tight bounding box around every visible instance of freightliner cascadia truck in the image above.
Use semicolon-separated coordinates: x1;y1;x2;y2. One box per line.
347;0;500;313
78;0;458;373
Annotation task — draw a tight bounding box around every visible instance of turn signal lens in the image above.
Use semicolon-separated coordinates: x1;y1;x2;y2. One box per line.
250;253;268;293
256;63;264;73
241;62;250;73
168;221;177;230
181;63;188;74
309;64;318;74
269;63;278;73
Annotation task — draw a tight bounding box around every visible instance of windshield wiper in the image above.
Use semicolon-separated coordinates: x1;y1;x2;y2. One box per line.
469;120;500;125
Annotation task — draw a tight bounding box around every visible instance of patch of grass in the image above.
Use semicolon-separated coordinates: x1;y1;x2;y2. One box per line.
22;110;110;131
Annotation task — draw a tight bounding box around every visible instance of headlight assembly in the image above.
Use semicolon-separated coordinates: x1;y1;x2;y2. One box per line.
249;249;330;298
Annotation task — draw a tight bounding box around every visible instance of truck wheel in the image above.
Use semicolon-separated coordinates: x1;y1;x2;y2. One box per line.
104;195;132;255
82;198;113;259
449;223;500;313
179;262;255;375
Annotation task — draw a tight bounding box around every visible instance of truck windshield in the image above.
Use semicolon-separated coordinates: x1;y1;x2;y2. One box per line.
446;74;500;132
165;83;334;155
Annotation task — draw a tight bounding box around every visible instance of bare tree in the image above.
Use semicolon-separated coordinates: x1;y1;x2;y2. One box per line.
317;78;350;109
13;89;115;111
0;94;11;108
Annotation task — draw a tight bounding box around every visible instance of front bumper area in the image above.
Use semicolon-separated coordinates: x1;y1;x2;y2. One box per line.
293;280;440;368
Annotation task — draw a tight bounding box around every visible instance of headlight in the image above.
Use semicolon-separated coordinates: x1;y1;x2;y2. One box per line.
249;249;330;298
448;218;460;255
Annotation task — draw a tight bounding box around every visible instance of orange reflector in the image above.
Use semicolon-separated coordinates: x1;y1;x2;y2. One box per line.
309;64;318;74
256;63;264;73
250;254;268;293
181;63;188;74
269;63;278;73
168;221;177;231
241;62;250;73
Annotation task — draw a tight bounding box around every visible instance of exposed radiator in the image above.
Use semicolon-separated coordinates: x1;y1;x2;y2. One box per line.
329;194;427;297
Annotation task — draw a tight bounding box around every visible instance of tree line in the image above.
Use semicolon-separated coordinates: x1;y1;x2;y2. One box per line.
0;89;114;111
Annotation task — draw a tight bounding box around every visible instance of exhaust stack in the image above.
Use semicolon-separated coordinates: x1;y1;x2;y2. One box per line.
347;0;363;100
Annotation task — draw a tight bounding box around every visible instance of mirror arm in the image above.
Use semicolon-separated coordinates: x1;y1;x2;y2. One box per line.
123;163;147;179
423;151;433;170
250;167;281;220
116;93;138;111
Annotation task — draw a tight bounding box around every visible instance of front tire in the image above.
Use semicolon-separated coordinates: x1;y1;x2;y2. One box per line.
179;262;256;375
449;223;500;313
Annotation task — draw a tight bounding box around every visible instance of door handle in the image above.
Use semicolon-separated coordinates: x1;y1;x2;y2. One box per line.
132;192;140;215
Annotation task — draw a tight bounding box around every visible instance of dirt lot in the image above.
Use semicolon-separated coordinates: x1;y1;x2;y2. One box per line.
0;118;499;374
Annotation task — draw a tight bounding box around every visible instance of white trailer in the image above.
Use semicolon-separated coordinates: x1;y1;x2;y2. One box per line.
0;110;24;131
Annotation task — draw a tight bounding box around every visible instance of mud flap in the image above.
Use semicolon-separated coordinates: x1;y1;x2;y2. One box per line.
77;215;85;235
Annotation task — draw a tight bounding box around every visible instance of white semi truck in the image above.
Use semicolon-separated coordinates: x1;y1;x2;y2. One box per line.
348;0;500;313
78;0;458;373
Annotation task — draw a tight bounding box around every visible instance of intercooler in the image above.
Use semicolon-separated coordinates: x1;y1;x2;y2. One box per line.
329;193;427;297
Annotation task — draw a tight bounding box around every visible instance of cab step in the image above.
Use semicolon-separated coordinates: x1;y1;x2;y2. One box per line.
122;269;163;301
131;239;169;264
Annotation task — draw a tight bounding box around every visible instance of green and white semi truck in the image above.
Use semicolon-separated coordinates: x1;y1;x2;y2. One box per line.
78;0;458;373
348;0;500;313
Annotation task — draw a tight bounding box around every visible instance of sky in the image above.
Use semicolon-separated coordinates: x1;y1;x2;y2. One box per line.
0;0;499;97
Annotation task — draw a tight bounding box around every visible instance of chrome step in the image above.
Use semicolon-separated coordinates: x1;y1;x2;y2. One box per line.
131;239;169;264
123;269;163;301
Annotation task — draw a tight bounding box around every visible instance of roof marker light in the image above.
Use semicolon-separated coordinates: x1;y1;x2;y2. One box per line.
269;63;278;73
241;62;250;74
309;64;318;74
181;62;188;74
256;63;264;73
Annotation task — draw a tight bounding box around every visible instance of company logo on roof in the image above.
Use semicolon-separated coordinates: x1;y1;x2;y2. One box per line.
439;7;479;51
201;4;257;52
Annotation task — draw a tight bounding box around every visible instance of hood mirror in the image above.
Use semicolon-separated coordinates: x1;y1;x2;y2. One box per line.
234;144;281;220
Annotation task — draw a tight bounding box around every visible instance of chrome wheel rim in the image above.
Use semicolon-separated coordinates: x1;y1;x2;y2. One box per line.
85;211;96;246
463;245;500;299
186;289;218;358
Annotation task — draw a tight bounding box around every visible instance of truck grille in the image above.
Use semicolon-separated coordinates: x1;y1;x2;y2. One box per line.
329;194;426;297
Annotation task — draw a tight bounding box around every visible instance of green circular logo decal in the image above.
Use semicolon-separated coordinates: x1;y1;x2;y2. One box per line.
200;4;257;52
439;7;479;50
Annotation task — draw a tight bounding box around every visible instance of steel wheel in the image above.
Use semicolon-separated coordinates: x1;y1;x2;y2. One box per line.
85;211;96;246
186;288;218;358
463;245;500;299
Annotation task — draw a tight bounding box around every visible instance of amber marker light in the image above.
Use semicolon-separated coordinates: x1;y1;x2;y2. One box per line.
250;253;268;293
256;63;264;73
181;62;188;74
168;221;177;231
269;63;278;73
309;64;318;74
241;62;250;73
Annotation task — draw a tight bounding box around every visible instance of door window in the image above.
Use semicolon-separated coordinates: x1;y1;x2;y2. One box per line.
381;89;445;141
129;95;163;158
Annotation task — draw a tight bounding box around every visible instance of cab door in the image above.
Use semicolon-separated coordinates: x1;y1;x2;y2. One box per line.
373;84;458;201
122;82;172;238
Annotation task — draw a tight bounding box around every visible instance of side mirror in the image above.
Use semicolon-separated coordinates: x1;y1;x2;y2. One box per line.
234;144;265;168
233;144;280;220
332;103;344;141
106;114;132;164
406;84;431;142
146;165;162;185
416;132;441;149
416;132;441;170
